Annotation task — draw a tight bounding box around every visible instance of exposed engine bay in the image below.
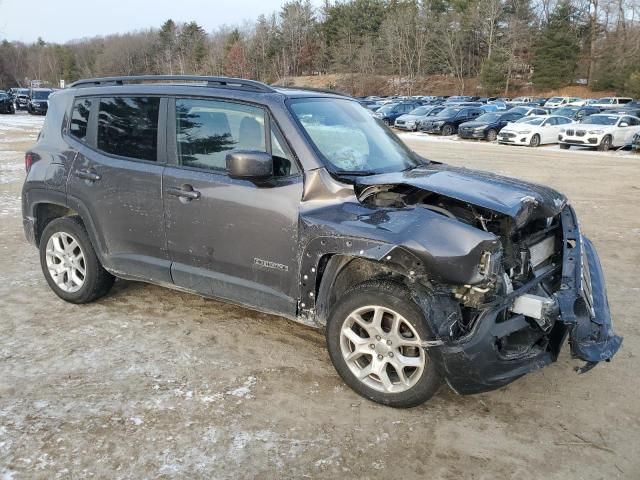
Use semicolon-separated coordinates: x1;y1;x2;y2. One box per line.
356;183;564;359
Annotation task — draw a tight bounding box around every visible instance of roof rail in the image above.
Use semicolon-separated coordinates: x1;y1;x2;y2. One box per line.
273;85;352;97
69;75;276;93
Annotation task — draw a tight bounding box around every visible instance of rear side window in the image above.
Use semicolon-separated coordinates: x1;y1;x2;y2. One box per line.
97;97;160;161
69;98;92;141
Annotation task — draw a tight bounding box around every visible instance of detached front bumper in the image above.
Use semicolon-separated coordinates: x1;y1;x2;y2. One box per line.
429;205;622;394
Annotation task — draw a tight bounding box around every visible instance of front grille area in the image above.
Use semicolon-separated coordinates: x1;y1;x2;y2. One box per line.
501;132;516;138
576;130;586;137
566;129;575;136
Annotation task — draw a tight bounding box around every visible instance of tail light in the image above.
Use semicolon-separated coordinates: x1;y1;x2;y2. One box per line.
25;152;34;172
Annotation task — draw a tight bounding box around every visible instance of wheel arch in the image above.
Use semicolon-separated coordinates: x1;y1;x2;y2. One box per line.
300;236;428;326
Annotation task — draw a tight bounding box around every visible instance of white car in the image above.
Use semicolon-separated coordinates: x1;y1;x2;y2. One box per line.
559;113;640;150
498;115;574;147
507;106;548;117
544;97;581;109
589;97;634;109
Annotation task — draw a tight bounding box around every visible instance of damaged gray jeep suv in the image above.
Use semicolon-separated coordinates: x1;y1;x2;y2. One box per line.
22;76;621;407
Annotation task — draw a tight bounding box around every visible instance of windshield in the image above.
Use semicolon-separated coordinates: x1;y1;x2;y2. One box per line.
288;98;421;174
547;97;563;103
435;107;461;117
580;115;618;125
408;106;429;116
377;104;398;114
509;107;530;115
555;107;576;117
598;98;614;104
32;90;51;100
475;113;501;122
515;116;544;125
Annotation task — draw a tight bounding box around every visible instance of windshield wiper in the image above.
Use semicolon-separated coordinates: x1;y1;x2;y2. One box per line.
335;170;377;176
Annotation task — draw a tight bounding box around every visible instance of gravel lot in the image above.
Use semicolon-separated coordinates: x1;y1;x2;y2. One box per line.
1;112;638;479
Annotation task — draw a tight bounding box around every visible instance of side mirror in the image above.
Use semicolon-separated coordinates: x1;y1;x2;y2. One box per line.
226;151;273;180
620;122;629;127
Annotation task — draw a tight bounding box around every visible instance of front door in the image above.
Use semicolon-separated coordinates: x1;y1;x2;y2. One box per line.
163;97;303;316
66;95;170;283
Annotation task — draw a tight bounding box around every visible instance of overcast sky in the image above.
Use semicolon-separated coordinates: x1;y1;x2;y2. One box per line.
0;0;318;43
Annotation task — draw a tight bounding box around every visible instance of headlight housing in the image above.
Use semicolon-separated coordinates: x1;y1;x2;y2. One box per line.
517;130;532;134
588;129;604;134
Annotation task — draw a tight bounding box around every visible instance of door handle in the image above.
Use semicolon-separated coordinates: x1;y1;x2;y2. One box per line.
74;169;101;182
166;186;201;200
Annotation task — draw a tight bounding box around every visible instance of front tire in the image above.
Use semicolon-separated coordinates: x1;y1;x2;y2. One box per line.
529;134;541;147
441;124;453;136
597;135;612;151
39;216;114;304
486;129;497;142
326;280;442;408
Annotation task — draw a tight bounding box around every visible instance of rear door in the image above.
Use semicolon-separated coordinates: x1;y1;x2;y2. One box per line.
162;97;303;315
66;95;170;282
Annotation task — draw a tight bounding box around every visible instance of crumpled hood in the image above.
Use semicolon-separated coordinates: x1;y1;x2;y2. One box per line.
355;164;567;228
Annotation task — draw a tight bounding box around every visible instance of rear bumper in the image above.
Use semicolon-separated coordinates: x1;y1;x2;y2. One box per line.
429;205;621;394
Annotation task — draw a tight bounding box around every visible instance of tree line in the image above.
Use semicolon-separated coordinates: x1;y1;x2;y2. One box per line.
1;0;639;96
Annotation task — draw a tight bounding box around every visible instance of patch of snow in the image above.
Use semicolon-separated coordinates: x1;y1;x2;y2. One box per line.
226;376;256;398
129;417;144;426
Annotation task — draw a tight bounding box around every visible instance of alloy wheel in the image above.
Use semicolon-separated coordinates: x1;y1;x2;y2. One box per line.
339;305;426;394
45;232;86;293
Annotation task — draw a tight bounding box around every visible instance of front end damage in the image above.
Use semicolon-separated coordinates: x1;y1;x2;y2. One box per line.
301;165;622;395
351;174;622;394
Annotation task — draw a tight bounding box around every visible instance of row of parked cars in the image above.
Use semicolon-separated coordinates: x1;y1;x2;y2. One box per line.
0;87;55;115
360;95;640;152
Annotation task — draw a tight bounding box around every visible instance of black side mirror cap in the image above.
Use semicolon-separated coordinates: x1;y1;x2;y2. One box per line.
226;150;273;180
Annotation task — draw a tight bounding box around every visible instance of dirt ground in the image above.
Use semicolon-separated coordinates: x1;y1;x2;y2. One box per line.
0;112;638;479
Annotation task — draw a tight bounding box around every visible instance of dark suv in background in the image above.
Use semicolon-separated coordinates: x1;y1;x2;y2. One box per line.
11;88;30;110
373;101;422;125
22;76;621;408
28;88;54;115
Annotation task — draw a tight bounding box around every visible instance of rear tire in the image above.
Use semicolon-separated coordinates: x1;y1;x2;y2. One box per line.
326;280;442;408
529;134;541;147
39;216;114;304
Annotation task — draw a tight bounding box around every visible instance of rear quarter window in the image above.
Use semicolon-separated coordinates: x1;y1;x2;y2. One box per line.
69;98;92;141
97;97;160;161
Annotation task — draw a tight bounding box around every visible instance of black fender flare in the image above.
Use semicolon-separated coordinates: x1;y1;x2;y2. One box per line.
299;235;428;323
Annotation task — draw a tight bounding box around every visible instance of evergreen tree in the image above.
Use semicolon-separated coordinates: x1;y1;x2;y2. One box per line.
531;2;580;90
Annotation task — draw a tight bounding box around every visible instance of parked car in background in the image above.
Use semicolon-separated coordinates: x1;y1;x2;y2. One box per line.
444;96;474;104
12;88;30;110
590;97;633;109
27;88;54;115
507;106;547;117
498;115;574;147
394;105;445;131
544;97;580;109
420;106;484;135
530;97;549;107
552;106;602;121
457;111;524;141
373;101;421;125
559;113;640;150
511;96;534;103
0;92;16;114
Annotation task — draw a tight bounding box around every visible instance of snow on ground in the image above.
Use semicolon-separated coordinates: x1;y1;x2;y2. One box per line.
0;112;45;136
